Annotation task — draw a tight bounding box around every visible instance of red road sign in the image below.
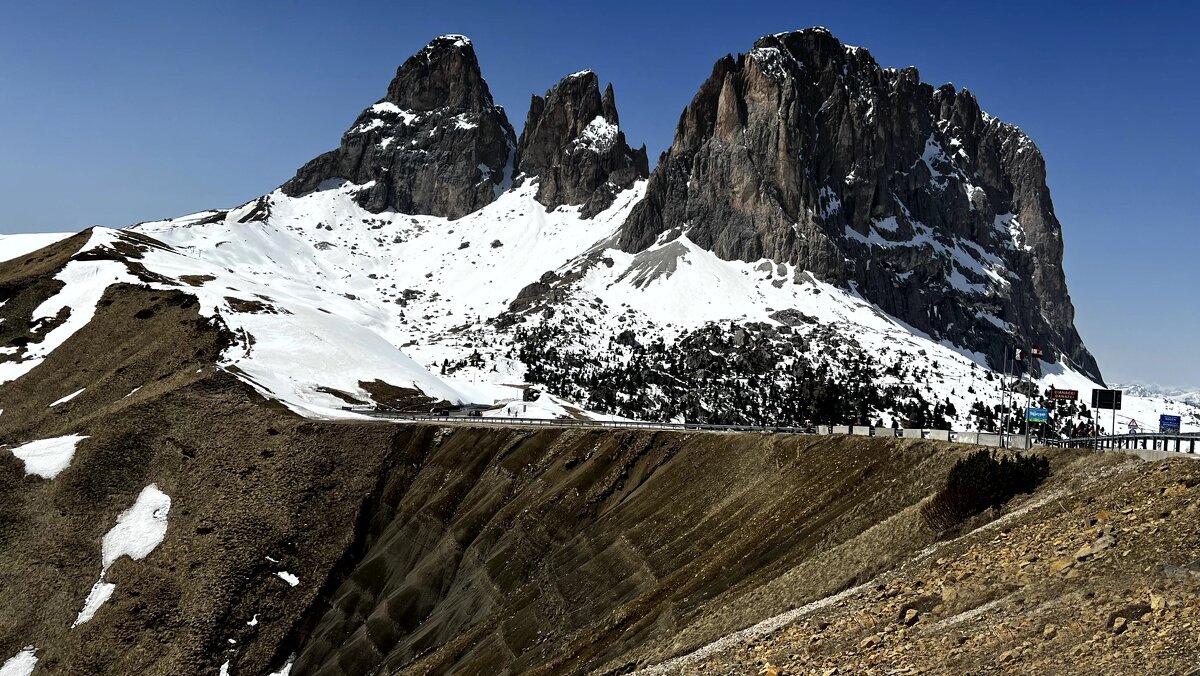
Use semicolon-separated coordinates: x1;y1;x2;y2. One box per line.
1050;388;1079;401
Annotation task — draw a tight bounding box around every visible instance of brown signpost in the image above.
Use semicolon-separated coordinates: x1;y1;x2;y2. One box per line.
1050;388;1079;401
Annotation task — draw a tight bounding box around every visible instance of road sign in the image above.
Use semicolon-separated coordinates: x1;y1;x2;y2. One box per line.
1031;345;1043;358
1026;407;1049;423
1160;415;1182;433
1091;389;1122;410
1050;388;1079;401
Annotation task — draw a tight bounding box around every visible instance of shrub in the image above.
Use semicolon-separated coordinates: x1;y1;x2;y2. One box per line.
922;450;1051;532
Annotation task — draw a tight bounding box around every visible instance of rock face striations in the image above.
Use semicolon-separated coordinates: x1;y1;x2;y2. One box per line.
619;28;1099;379
282;35;515;220
513;71;649;217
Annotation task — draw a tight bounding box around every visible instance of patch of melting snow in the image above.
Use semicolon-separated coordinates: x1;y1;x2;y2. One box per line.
74;581;116;626
572;116;618;154
49;387;86;406
277;571;300;587
268;656;295;676
0;646;38;676
72;484;171;627
8;434;88;479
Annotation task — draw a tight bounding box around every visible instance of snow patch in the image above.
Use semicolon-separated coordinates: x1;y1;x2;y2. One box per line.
49;387;86;406
268;657;295;676
74;581;116;626
72;485;171;627
7;434;88;479
349;118;384;134
571;116;618;154
452;113;478;130
0;647;38;676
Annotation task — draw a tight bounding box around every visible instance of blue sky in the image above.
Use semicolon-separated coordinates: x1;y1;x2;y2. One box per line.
1;0;1196;385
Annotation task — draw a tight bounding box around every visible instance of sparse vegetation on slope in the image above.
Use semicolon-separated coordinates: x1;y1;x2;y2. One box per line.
922;450;1051;532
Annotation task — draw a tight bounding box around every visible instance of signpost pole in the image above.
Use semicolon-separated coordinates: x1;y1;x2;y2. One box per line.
1000;349;1008;445
1025;348;1032;450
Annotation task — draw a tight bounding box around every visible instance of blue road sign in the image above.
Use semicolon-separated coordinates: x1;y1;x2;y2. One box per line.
1160;415;1182;433
1027;407;1049;423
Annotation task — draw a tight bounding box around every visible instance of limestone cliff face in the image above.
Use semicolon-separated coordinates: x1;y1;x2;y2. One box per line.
619;28;1099;379
281;35;515;220
513;71;649;217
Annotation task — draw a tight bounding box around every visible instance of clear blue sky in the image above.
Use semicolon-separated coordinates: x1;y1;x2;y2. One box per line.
1;0;1196;386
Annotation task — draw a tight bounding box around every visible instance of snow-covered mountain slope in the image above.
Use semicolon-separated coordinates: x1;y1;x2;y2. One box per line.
2;178;1191;432
0;226;461;418
479;220;1199;433
17;175;1142;434
120;179;638;417
0;232;73;263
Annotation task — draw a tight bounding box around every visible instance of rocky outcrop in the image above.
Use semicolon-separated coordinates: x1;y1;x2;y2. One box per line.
514;71;649;218
281;35;515;220
619;28;1100;380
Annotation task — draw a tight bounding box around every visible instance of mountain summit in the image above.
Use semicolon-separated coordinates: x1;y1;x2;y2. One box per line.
619;27;1099;380
282;35;516;219
514;70;649;217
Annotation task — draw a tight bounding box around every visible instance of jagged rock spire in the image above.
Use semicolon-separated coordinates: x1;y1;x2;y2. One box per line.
281;35;515;220
514;71;649;218
619;27;1100;380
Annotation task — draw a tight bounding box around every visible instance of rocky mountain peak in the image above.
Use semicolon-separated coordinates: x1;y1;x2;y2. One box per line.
619;27;1101;380
513;71;649;218
281;35;515;220
382;34;493;113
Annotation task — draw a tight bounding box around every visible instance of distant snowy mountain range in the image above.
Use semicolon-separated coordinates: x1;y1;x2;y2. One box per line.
1;29;1195;434
1114;384;1200;408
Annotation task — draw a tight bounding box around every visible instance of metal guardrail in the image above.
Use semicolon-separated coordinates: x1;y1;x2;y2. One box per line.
1046;432;1199;455
355;410;816;434
346;408;1200;458
345;409;1031;448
